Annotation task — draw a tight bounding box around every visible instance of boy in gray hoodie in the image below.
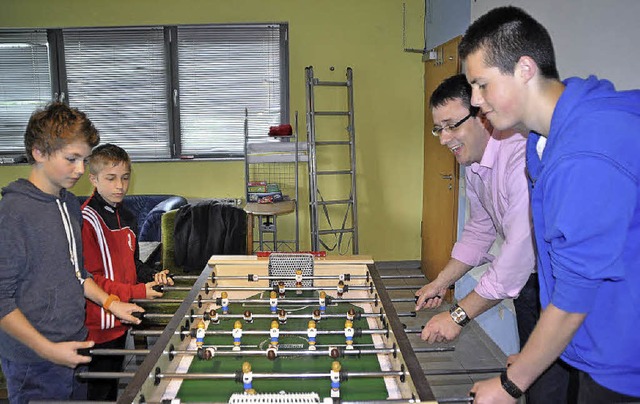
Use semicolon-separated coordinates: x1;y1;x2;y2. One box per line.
0;102;143;403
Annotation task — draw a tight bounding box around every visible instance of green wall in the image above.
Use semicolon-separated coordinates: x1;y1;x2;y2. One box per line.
0;0;426;261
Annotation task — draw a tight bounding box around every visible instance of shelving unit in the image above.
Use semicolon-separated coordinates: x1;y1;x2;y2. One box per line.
243;110;307;252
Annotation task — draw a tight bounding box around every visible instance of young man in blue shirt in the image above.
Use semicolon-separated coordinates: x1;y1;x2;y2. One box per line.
460;6;640;404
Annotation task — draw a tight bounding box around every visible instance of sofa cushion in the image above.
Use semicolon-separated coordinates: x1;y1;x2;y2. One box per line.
139;196;188;242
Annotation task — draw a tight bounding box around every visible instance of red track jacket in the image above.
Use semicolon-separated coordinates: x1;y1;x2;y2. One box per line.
81;191;147;344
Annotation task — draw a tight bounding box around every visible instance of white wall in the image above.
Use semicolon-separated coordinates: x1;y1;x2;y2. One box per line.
471;0;640;90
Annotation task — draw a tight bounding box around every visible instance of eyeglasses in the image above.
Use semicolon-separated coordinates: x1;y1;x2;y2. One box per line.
431;111;474;137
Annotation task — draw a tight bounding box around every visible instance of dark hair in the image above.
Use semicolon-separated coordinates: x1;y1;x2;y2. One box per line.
88;143;131;175
459;6;559;80
430;74;480;116
24;102;100;164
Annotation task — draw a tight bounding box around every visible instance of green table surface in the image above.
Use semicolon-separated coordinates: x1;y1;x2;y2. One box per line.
176;290;389;402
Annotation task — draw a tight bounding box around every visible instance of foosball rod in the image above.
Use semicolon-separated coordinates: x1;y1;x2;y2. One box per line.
138;311;417;320
130;296;417;305
174;273;426;282
130;328;389;337
156;284;418;293
77;368;411;381
84;344;456;356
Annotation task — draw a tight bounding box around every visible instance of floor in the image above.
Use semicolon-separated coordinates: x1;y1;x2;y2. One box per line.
377;263;507;403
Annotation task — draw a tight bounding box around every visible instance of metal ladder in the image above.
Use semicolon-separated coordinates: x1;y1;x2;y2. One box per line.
305;66;359;254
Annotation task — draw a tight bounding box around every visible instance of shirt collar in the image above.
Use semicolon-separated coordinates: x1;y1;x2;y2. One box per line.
469;130;500;173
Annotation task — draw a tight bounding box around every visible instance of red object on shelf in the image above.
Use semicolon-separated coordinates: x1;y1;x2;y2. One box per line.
268;124;293;137
256;251;327;258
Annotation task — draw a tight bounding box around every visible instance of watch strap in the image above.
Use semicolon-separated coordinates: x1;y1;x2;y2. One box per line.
500;370;524;399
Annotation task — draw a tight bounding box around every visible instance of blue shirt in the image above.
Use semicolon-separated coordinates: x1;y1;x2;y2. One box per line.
526;76;640;396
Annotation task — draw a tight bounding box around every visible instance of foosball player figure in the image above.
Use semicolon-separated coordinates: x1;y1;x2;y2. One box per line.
312;309;322;322
199;346;216;360
266;345;278;360
221;291;230;314
307;320;318;351
295;269;303;295
344;319;354;350
242;362;255;394
330;361;341;398
269;320;280;348
337;280;345;298
232;320;243;351
243;310;254;324
346;308;356;322
195;319;206;349
278;281;286;298
269;290;278;314
209;309;220;325
319;291;327;314
278;308;288;325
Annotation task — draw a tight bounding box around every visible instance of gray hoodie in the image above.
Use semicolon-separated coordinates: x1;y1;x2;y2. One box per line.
0;179;88;362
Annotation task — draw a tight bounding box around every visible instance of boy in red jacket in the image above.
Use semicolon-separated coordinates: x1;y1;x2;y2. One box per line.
81;143;173;400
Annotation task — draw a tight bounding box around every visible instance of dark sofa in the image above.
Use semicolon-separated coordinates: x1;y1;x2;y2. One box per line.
77;194;188;242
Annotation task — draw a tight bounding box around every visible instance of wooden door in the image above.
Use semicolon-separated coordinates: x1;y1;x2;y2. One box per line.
421;36;461;295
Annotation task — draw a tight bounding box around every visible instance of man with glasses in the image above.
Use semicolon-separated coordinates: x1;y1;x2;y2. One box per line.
415;75;565;403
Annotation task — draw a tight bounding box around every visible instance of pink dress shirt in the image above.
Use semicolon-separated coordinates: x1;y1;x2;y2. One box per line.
451;130;536;300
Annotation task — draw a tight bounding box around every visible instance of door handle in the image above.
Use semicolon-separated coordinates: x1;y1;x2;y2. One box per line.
440;173;453;180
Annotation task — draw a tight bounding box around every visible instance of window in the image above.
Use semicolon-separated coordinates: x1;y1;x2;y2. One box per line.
0;24;288;160
0;31;52;156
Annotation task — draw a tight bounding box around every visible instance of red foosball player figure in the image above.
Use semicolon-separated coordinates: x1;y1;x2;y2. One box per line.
221;291;230;314
307;320;317;350
195;319;206;349
319;291;327;314
269;291;278;314
242;362;255;394
295;269;303;295
278;308;288;325
337;280;345;298
232;320;243;351
344;319;354;350
278;281;286;298
270;320;280;348
330;361;341;398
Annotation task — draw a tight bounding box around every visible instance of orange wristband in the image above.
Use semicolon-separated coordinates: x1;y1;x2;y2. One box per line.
103;294;120;312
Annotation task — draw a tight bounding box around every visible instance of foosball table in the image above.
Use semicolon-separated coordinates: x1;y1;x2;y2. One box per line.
95;254;440;403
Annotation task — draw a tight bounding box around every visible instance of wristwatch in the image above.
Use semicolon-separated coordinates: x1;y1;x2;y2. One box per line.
449;303;471;327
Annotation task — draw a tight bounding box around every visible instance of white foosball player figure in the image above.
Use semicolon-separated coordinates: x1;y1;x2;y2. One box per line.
346;308;356;322
269;291;278;314
242;361;255;394
195;319;206;349
330;361;341;398
295;269;303;295
344;319;354;350
270;320;280;348
232;320;243;351
307;320;317;350
278;281;286;298
319;291;327;314
221;291;230;315
312;309;322;322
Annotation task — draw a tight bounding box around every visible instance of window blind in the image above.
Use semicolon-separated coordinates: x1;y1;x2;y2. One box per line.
63;27;171;159
177;25;283;157
0;30;51;155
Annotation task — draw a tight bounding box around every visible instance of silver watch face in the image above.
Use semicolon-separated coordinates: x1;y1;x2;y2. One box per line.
451;307;467;324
